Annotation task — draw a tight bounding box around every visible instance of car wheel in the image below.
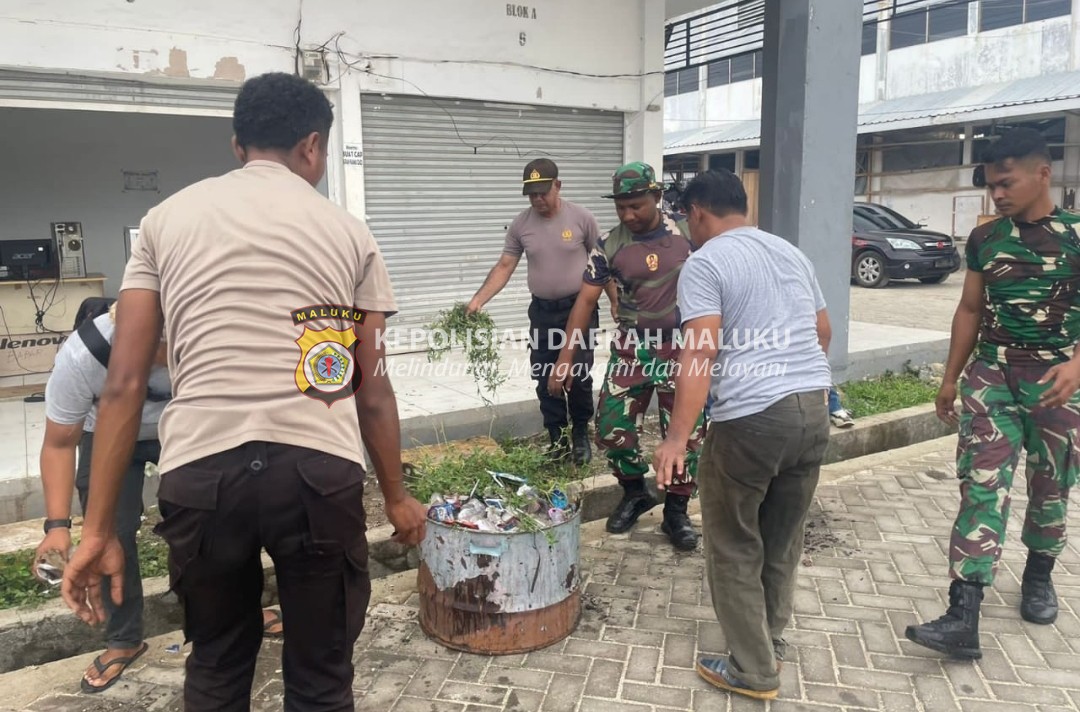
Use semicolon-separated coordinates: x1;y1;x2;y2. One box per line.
853;251;889;288
919;274;948;285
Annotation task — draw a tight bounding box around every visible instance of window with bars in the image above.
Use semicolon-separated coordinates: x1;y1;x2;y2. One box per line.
889;1;972;50
863;23;879;54
664;67;700;97
666;0;881;72
980;0;1071;32
706;51;762;87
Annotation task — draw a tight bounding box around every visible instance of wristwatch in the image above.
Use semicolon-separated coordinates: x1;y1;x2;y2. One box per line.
43;518;72;533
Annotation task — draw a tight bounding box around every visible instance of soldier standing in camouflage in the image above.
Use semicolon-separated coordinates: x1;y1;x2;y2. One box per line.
549;162;706;550
907;128;1080;659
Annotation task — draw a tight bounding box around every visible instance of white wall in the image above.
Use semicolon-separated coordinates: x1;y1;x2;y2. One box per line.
885;16;1072;99
0;108;237;297
665;14;1077;130
664;53;875;134
0;0;649;118
0;0;663;219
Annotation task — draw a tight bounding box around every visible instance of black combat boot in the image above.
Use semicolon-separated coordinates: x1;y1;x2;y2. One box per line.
661;494;699;551
545;427;570;463
571;423;592;466
904;580;984;659
1021;551;1058;625
606;479;658;534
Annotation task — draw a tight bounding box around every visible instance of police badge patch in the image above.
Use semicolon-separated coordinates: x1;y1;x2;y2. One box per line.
290;304;366;407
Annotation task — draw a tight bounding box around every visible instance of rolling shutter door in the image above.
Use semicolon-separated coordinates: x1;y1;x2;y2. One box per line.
0;69;238;114
360;93;624;347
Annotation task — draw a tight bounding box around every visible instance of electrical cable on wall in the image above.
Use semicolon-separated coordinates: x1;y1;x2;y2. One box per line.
26;274;65;337
0;304;56;380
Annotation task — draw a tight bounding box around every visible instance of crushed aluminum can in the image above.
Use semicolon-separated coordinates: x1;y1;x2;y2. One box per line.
487;470;527;486
33;548;70;586
428;503;456;523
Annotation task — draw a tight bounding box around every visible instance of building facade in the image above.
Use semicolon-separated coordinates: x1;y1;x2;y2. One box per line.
664;0;1080;238
0;0;668;358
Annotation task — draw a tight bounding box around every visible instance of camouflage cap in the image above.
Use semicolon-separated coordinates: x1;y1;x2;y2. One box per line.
603;161;666;199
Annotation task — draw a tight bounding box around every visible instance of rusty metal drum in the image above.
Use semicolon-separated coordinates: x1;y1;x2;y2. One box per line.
417;510;582;654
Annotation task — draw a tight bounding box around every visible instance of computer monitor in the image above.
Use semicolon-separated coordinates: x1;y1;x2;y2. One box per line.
0;239;55;279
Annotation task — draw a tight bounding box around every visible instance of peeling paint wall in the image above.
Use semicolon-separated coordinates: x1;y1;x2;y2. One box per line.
0;0;648;113
665;16;1076;132
886;17;1072;99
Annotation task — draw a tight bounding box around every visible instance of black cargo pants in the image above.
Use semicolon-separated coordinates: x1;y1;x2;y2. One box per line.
528;294;599;438
154;442;371;712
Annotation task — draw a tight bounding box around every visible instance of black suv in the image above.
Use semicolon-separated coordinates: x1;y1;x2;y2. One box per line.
851;203;961;288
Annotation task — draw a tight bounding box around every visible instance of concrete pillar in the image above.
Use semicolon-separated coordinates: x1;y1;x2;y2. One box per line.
962;123;974;165
336;71;367;220
625;0;665;169
758;0;862;377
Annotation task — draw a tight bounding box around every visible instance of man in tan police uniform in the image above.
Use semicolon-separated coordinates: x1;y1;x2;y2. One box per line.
61;72;426;712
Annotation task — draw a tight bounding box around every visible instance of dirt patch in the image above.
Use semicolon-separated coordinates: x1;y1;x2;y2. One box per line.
802;503;856;564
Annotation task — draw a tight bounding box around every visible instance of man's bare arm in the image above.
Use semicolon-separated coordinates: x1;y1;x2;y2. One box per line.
39;419;84;523
816;309;832;357
943;269;985;384
354;312;426;546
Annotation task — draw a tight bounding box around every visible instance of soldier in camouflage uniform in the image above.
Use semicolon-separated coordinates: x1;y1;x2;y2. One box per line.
548;162;706;551
907;129;1080;660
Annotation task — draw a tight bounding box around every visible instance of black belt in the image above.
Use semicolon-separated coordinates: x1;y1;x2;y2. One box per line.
532;294;578;311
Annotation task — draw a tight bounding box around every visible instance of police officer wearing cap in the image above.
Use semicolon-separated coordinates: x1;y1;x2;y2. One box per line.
468;159;613;464
548;161;706;551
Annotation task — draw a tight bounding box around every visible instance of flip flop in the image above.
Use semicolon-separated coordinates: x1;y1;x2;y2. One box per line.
263;608;284;639
80;642;149;694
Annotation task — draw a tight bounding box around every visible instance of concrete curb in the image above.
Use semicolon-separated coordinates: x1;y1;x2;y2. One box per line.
0;401;953;673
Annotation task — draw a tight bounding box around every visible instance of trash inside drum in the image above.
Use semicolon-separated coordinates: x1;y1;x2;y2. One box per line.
418;510;582;654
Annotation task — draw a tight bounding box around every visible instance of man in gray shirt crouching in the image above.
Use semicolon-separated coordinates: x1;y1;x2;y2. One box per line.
35;302;171;692
652;169;833;702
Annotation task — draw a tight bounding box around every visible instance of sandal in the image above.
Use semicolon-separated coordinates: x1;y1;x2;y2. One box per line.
263;608;284;639
80;642;149;694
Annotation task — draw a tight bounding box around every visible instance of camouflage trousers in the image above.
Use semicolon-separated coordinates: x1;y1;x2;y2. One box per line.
950;359;1080;585
595;340;707;497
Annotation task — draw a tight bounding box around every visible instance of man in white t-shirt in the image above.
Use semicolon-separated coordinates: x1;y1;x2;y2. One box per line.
36;302;168;692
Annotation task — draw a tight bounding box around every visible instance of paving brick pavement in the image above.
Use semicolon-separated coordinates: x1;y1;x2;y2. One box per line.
7;436;1080;712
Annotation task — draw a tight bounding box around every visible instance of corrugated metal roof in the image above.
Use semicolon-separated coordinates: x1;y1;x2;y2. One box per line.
665;70;1080;154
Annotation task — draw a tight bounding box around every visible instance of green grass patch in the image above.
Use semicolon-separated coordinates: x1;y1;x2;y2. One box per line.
0;515;170;611
838;370;939;419
406;438;586;507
